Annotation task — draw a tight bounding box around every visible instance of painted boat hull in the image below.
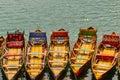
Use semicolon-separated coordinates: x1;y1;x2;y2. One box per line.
75;59;91;77
92;61;117;80
25;30;48;80
1;31;25;80
70;27;97;78
25;63;47;80
92;32;120;80
48;28;70;80
58;61;77;80
25;47;47;80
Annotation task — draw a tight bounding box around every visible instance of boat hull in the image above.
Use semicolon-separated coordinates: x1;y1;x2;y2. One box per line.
25;45;47;80
58;61;77;80
50;61;69;80
91;32;120;80
70;27;97;78
76;59;91;77
1;62;25;80
25;30;48;80
92;61;117;80
48;28;70;80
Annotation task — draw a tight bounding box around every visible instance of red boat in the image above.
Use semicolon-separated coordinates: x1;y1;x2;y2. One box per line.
1;30;25;80
47;28;70;80
92;32;120;80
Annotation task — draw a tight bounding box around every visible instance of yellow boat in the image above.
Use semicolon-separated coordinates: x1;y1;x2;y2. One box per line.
92;32;119;80
1;30;25;80
47;28;70;80
118;36;120;78
25;29;48;79
70;27;97;77
0;36;5;56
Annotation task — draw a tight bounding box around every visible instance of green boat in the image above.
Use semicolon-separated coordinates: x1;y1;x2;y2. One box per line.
70;27;97;77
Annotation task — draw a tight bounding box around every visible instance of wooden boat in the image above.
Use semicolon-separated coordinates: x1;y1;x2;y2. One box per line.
70;27;97;77
118;32;120;77
92;32;120;80
25;29;48;80
47;28;70;80
37;63;55;80
0;36;5;57
1;30;25;80
59;61;77;80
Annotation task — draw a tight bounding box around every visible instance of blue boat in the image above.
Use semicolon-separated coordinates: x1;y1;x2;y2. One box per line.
25;29;48;80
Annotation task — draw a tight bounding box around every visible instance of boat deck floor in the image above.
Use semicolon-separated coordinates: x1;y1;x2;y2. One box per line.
27;45;46;78
93;60;112;79
118;53;120;72
71;43;94;73
102;48;115;56
49;45;68;76
74;43;94;55
3;48;23;80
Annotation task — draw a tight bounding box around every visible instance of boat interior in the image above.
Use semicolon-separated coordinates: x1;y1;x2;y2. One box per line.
71;35;95;73
48;44;69;77
48;32;69;77
93;44;117;78
3;48;24;80
26;45;46;78
26;31;47;79
2;32;24;80
118;52;120;73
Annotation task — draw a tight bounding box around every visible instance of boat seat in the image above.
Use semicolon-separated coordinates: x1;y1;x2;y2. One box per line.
28;52;44;55
3;64;21;68
94;70;106;73
93;64;111;68
5;54;23;57
71;57;88;60
51;63;65;67
30;65;42;69
27;62;45;65
71;64;82;67
76;57;89;61
75;61;86;64
49;50;68;53
51;67;64;70
27;70;40;72
49;60;67;63
31;55;43;58
5;71;17;74
74;48;94;52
